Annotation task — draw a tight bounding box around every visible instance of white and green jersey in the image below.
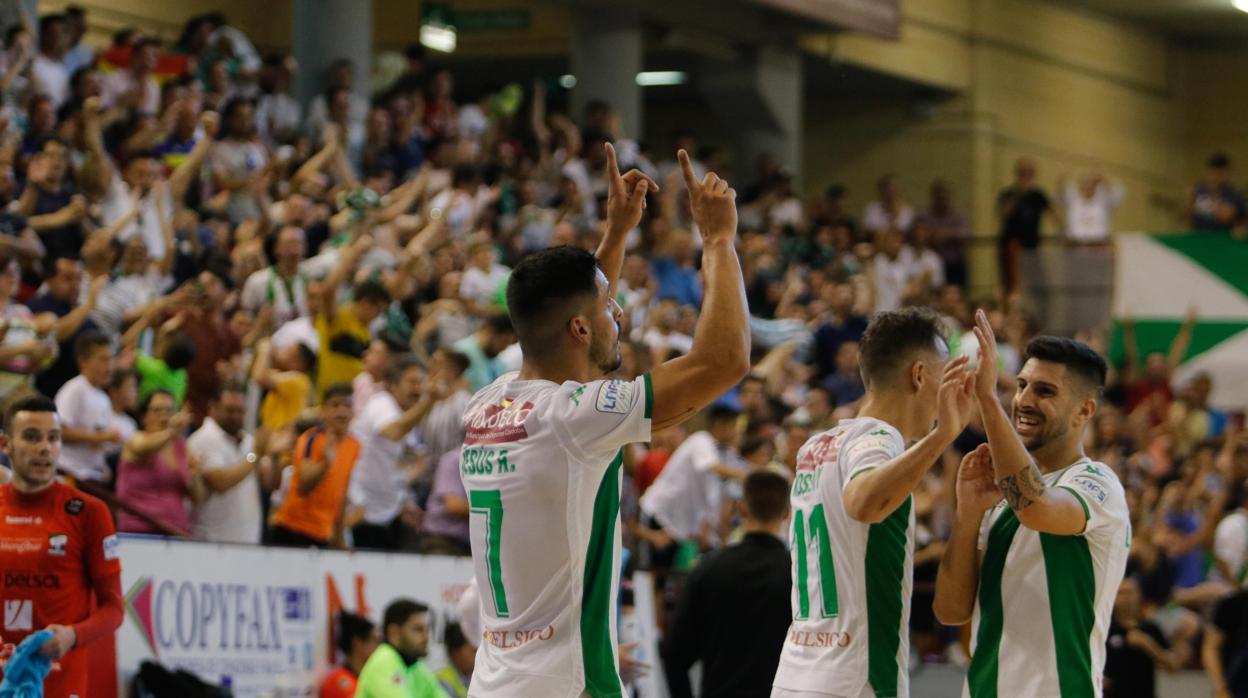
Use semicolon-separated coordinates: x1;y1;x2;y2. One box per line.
460;371;653;698
964;458;1131;698
772;418;914;698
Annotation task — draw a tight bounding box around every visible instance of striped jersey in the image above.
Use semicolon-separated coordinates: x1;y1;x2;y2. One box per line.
460;371;653;698
772;418;914;698
964;458;1131;698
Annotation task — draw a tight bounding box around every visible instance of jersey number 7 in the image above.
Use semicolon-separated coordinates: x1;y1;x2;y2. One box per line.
470;489;511;618
794;504;839;619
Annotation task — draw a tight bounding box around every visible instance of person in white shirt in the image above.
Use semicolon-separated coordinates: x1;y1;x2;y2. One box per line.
105;369;139;460
872;229;921;313
772;308;974;698
935;314;1129;698
1215;491;1248;586
638;407;745;561
459;237;510;311
862;174;915;235
241;226;309;326
53;332;120;483
347;356;446;551
99;37;161;116
31;14;70;109
1062;174;1124;244
256;55;302;147
61;7;93;75
189;384;264;544
459;146;748;698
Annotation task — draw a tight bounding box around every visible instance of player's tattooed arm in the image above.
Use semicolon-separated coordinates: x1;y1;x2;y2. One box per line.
997;464;1047;510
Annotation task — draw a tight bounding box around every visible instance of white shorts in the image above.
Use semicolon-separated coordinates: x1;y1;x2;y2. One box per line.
772;685;876;698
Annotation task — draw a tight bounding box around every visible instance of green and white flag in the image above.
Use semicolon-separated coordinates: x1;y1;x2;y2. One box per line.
1112;232;1248;409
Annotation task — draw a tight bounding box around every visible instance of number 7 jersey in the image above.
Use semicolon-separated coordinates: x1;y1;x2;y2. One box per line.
460;371;653;698
772;418;914;698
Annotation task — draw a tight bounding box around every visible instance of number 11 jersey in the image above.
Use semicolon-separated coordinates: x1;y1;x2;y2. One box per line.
460;371;653;698
772;418;914;698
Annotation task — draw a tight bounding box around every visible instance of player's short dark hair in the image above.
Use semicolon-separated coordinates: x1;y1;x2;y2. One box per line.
1023;336;1108;396
438;349;471;377
336;612;375;657
322;383;354;404
353;279;392;305
858;307;947;389
73;330;111;365
382;598;428;634
5;395;57;432
444;622;469;652
707;405;740;427
485;314;514;336
744;469;790;523
506;246;599;357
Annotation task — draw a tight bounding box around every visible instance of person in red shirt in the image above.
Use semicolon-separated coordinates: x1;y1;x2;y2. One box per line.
0;395;124;698
320;611;379;698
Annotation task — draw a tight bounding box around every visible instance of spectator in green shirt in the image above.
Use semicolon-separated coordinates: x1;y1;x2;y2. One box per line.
120;298;196;404
357;599;449;698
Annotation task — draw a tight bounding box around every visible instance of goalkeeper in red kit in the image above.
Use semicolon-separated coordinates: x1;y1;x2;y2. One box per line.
0;396;124;698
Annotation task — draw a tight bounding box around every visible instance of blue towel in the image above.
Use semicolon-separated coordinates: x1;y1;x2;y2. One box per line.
0;630;54;698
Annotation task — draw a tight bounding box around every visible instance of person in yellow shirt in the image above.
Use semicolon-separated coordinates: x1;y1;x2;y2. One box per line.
251;337;317;431
315;237;392;400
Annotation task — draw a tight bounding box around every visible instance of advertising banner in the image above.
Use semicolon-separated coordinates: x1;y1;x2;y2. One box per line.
115;536;475;698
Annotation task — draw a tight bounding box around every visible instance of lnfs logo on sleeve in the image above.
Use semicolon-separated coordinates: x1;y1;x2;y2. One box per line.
595;380;634;415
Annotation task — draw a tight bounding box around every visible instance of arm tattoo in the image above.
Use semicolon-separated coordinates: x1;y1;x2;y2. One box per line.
997;465;1046;511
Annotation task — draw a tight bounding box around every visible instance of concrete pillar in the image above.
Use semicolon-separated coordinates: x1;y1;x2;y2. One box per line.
293;0;373;108
701;45;803;189
570;5;642;138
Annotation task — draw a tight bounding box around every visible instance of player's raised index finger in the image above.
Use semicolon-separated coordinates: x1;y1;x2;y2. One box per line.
677;149;698;190
604;142;623;189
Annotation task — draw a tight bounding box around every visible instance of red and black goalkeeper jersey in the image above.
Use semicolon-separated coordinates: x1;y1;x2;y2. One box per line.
0;481;122;698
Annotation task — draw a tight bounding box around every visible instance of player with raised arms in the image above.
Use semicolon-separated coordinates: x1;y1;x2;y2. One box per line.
460;144;750;697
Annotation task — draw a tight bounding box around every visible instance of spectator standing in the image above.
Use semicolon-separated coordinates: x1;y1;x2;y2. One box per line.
241;225;309;326
1188;153;1246;233
256;54;302;148
188;384;264;544
356;599;448;698
269;384;360;548
353;337;403;410
18;141;86;262
862;174;915;234
0;396;125;697
650;229;702;308
210;97;269;224
99;36;161;116
316;238;391;399
115;391;202;534
1204;582;1248;698
1062;173;1124;245
418;348;472;466
417;450;469;556
917;180;970;287
996;157;1054;295
61;6;93;75
28;257;98;398
321;612;380;698
1104;576;1184;698
251;337;315;433
179;268;243;422
436;622;475;698
451;315;515;394
822;340;866;408
348;357;444;551
872;228;921;312
663;469;792;698
459;238;510;312
1216;487;1248;586
31;14;70;109
54;331;120;484
638;406;745;564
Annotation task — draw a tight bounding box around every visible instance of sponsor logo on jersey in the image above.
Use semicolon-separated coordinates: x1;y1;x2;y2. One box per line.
47;534;67;556
785;629;853;649
3;572;61;590
464;400;534;445
595;380;634;414
1069;476;1108;504
4;515;40;525
3;600;32;631
102;534;119;561
0;538;42;554
64;498;85;516
481;625;556;650
569;385;586;406
1083;464;1105;477
796;432;845;473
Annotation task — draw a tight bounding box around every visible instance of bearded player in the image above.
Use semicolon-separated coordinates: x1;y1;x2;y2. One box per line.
0;395;124;697
460;145;749;697
934;311;1130;697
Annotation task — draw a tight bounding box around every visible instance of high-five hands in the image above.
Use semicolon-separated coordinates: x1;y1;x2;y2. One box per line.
678;149;737;243
937;355;976;439
604;142;659;235
971;309;1000;401
956;444;1002;516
